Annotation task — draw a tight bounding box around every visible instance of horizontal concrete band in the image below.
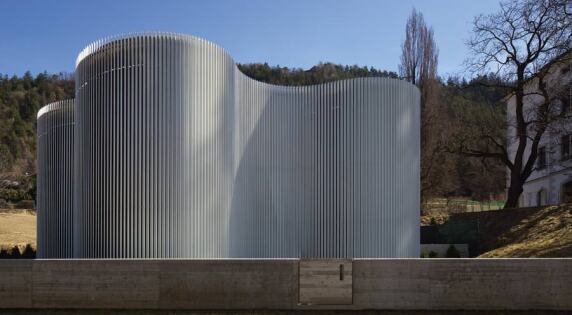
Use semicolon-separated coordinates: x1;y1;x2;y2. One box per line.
1;259;571;310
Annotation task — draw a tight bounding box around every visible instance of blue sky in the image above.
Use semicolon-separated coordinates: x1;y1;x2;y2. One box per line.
0;0;500;78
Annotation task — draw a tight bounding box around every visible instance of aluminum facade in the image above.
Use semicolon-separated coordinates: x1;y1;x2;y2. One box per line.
36;99;75;258
39;32;420;258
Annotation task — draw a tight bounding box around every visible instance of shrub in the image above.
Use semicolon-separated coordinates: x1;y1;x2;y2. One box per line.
0;189;31;203
0;248;8;258
21;244;35;258
446;245;462;258
10;245;21;258
428;250;439;258
14;199;34;209
0;244;35;259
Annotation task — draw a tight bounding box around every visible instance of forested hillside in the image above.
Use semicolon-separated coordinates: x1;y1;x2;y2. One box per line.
440;75;508;199
0;72;74;203
0;64;507;206
238;62;398;85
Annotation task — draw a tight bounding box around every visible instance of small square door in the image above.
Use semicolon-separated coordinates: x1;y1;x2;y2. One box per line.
298;259;352;305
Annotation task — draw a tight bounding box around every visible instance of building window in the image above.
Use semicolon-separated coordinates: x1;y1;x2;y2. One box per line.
537;189;547;207
562;181;572;204
563;85;572;115
562;135;572;161
537;146;547;169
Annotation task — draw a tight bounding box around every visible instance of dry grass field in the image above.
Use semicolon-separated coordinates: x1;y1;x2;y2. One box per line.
0;208;36;250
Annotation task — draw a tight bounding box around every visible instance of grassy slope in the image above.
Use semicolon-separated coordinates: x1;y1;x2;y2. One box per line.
0;208;36;250
422;204;572;257
478;204;572;257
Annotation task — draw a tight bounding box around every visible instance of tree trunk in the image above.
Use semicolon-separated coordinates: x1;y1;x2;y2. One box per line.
505;173;523;208
503;70;527;210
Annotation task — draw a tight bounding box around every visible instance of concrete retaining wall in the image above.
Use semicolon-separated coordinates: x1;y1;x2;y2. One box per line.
1;259;571;310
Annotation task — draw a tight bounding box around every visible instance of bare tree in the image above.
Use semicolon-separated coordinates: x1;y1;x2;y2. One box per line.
400;9;455;200
457;0;571;208
399;9;438;87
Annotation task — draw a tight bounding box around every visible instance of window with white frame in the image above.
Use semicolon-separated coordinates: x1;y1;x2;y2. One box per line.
563;84;572;115
562;135;572;161
537;189;547;206
527;192;533;207
537;146;547;169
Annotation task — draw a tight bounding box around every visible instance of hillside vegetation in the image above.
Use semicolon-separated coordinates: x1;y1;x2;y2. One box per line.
0;72;74;202
238;62;398;85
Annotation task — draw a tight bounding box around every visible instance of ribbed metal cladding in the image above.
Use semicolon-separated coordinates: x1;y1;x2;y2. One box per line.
230;77;420;258
73;32;420;258
37;99;75;258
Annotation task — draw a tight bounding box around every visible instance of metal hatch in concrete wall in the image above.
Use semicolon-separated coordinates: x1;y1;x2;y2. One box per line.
298;259;353;305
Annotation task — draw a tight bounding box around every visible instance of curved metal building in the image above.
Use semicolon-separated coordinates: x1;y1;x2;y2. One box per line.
37;99;75;258
39;32;420;258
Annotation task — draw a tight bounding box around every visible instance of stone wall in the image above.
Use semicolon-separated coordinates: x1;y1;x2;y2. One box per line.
1;259;571;310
